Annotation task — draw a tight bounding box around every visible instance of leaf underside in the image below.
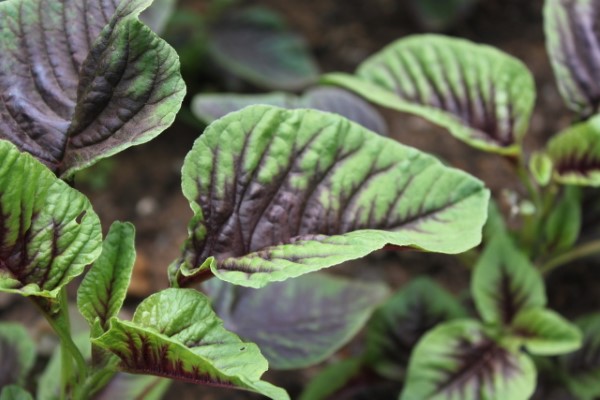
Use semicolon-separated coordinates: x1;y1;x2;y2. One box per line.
322;34;535;154
171;105;489;288
545;0;600;117
0;0;185;177
192;86;389;135
401;320;536;400
93;288;288;400
204;272;388;369
546;115;600;186
0;140;101;297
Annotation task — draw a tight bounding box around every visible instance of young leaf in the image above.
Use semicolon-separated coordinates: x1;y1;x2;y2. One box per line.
0;140;102;298
208;8;319;90
77;221;136;332
0;323;36;387
558;314;600;400
545;115;600;186
544;0;600;117
204;272;388;369
192;86;389;135
544;186;581;254
401;319;536;400
93;288;289;400
171;106;490;288
0;0;185;178
298;358;361;400
529;151;554;187
509;308;582;356
472;235;546;326
0;386;33;400
322;34;535;154
365;277;466;381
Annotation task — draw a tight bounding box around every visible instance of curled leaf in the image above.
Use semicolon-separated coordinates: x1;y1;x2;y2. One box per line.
323;34;535;154
171;106;489;288
0;140;101;297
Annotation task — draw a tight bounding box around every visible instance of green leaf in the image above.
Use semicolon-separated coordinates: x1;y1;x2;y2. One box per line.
545;115;600;186
95;375;171;400
401;320;536;400
0;140;102;298
509;308;582;356
298;358;362;400
544;0;600;117
529;151;553;187
322;34;535;154
77;221;136;332
171;105;490;288
472;235;546;326
365;277;466;381
0;0;186;178
544;186;581;254
192;86;388;135
204;272;388;369
0;323;36;387
93;288;289;400
0;386;33;400
558;314;600;400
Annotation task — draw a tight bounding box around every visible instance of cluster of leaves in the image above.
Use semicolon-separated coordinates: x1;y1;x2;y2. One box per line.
2;0;600;399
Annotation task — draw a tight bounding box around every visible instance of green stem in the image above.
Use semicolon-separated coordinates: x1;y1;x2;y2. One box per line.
541;239;600;274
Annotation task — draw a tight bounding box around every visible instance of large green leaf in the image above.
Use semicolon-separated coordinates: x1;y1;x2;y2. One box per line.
208;7;318;90
509;308;581;356
192;86;388;135
0;140;102;297
204;272;388;369
93;288;288;400
366;277;466;381
401;320;536;400
0;323;36;387
170;106;489;288
544;0;600;117
545;115;600;186
77;221;136;331
322;34;535;154
558;314;600;400
0;0;185;178
471;235;546;326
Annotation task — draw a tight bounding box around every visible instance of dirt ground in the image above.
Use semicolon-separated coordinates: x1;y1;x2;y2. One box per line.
2;0;599;398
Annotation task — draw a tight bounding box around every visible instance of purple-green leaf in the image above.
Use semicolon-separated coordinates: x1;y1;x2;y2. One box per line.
365;277;466;381
401;319;536;400
208;8;319;90
77;221;136;332
0;0;185;178
93;288;289;400
472;235;546;326
0;323;35;387
0;140;102;297
204;272;388;369
170;106;490;288
192;87;388;135
322;34;535;154
545;0;600;117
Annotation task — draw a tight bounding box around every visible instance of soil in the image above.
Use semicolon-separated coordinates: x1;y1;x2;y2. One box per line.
1;0;598;398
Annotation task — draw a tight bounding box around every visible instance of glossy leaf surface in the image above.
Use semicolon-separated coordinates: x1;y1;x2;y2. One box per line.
0;140;101;297
192;86;388;135
78;221;136;331
545;0;600;117
546;115;600;186
401;320;536;400
323;34;535;154
366;277;466;381
171;106;489;288
472;235;546;326
0;323;35;387
93;288;288;400
208;8;319;90
204;272;388;369
0;0;185;177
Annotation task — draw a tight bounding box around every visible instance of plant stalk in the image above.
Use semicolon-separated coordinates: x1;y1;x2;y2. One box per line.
541;239;600;273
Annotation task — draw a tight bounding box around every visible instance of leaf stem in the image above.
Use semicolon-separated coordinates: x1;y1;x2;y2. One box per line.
541;239;600;274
